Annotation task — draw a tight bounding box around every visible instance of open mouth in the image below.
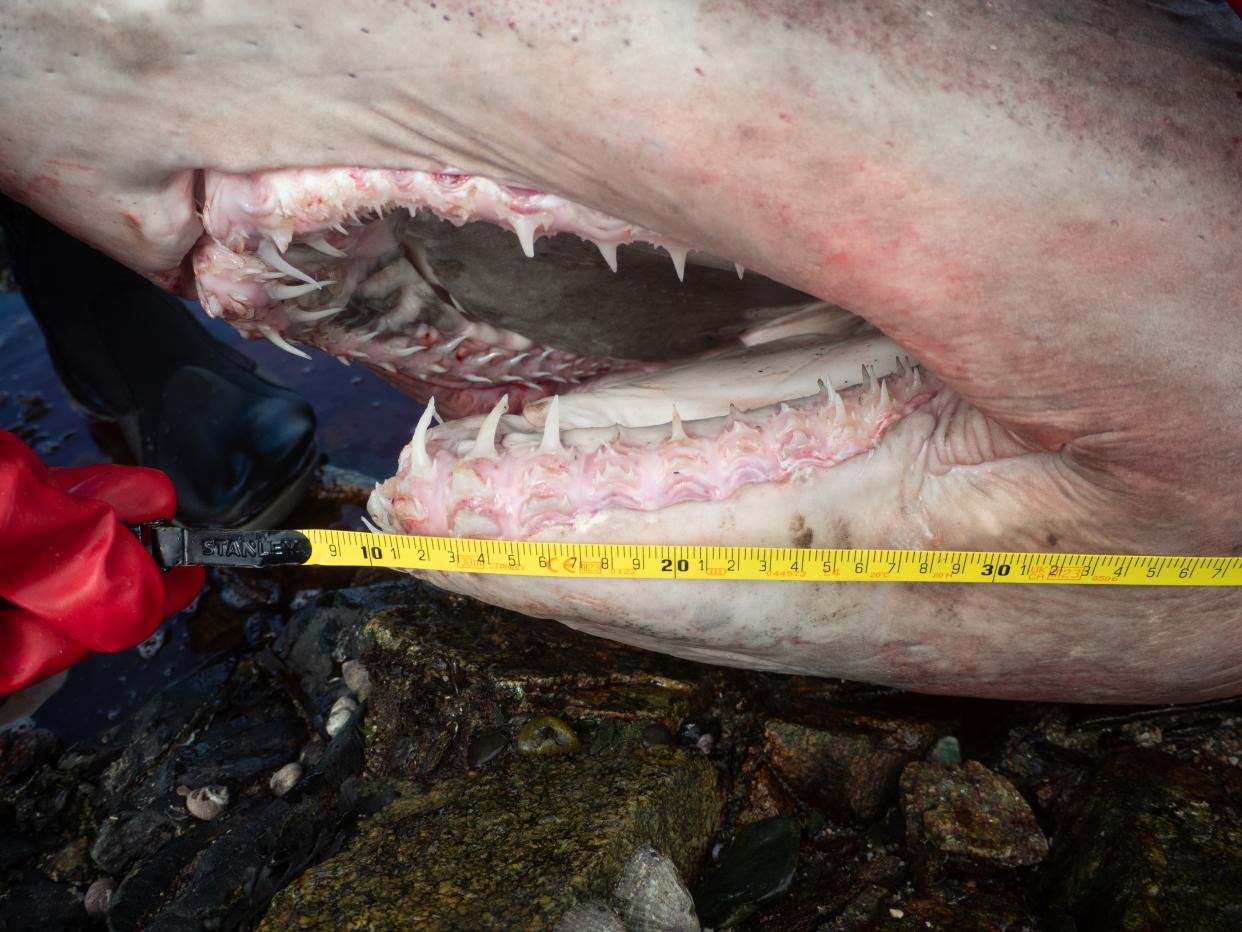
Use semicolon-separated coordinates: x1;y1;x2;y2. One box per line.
194;168;940;540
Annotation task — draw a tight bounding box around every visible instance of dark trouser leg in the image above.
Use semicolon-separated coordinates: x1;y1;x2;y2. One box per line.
0;195;318;527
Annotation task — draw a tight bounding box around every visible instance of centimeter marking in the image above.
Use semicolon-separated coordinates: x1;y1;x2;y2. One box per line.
299;529;1242;586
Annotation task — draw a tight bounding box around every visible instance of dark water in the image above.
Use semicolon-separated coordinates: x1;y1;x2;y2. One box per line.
0;289;425;741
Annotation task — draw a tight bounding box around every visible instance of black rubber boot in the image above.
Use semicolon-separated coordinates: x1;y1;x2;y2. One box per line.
1;197;317;528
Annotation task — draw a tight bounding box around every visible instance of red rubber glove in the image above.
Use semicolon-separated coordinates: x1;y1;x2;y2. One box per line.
0;429;204;694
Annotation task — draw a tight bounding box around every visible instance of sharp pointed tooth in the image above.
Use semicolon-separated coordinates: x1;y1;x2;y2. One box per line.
893;356;907;378
356;330;380;343
392;343;427;357
912;365;922;391
361;514;383;534
596;240;618;273
879;379;891;407
540;395;563;452
442;334;467;353
268;281;328;301
332;222;349;235
510;215;539;258
410;398;437;473
285;305;345;323
259;325;312;360
665;245;688;282
734;262;745;280
669;405;687;441
469;396;509;458
306;235;348;258
861;364;873;394
258;239;318;287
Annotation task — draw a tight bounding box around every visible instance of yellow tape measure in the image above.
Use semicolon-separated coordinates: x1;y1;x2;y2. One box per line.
300;529;1242;586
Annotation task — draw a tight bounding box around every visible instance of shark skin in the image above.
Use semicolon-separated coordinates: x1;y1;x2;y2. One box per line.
1;1;1241;701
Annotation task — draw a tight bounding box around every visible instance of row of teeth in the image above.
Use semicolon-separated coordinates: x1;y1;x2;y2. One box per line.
254;219;734;294
207;167;729;284
402;361;922;474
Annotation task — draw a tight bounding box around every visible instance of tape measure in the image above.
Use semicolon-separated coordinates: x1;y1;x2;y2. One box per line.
134;524;1242;585
295;529;1242;586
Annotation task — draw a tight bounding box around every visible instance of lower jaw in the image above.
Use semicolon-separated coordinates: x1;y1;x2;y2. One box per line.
368;341;939;541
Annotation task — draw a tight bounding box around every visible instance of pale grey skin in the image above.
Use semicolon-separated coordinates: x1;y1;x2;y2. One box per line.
3;1;1241;701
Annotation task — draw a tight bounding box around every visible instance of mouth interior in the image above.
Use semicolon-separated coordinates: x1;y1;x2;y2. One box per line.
194;168;939;539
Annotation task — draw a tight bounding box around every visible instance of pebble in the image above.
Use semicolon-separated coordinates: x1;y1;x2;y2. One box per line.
341;660;372;701
516;716;581;756
692;816;800;928
326;696;358;737
83;877;116;917
927;735;962;766
270;762;304;797
186;785;230;821
135;628;166;660
466;728;509;768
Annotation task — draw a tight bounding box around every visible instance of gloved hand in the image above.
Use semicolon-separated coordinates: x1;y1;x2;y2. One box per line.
0;429;204;694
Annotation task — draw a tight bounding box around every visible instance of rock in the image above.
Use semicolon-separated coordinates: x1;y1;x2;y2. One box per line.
641;724;674;748
0;729;60;785
326;697;358;737
873;891;1039;931
1046;750;1242;931
763;713;938;820
105;706;365;932
354;580;707;779
466;728;508;769
270;762;304;797
516;716;581;757
692;816;801;928
215;570;283;612
927;735;962;766
900;761;1048;868
262;744;720;931
340;660;372;701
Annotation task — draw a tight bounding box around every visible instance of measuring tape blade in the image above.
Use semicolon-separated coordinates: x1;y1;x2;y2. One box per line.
298;529;1242;586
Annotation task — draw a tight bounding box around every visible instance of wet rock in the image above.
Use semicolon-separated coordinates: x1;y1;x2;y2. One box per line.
106;705;365;932
263;743;720;930
516;715;581;757
215;570;283;613
900;760;1048;868
0;729;60;784
0;868;84;928
91;810;177;876
763;713;939;821
692;815;801;928
466;728;508;769
1046;750;1242;931
874;891;1039;931
354;580;707;778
